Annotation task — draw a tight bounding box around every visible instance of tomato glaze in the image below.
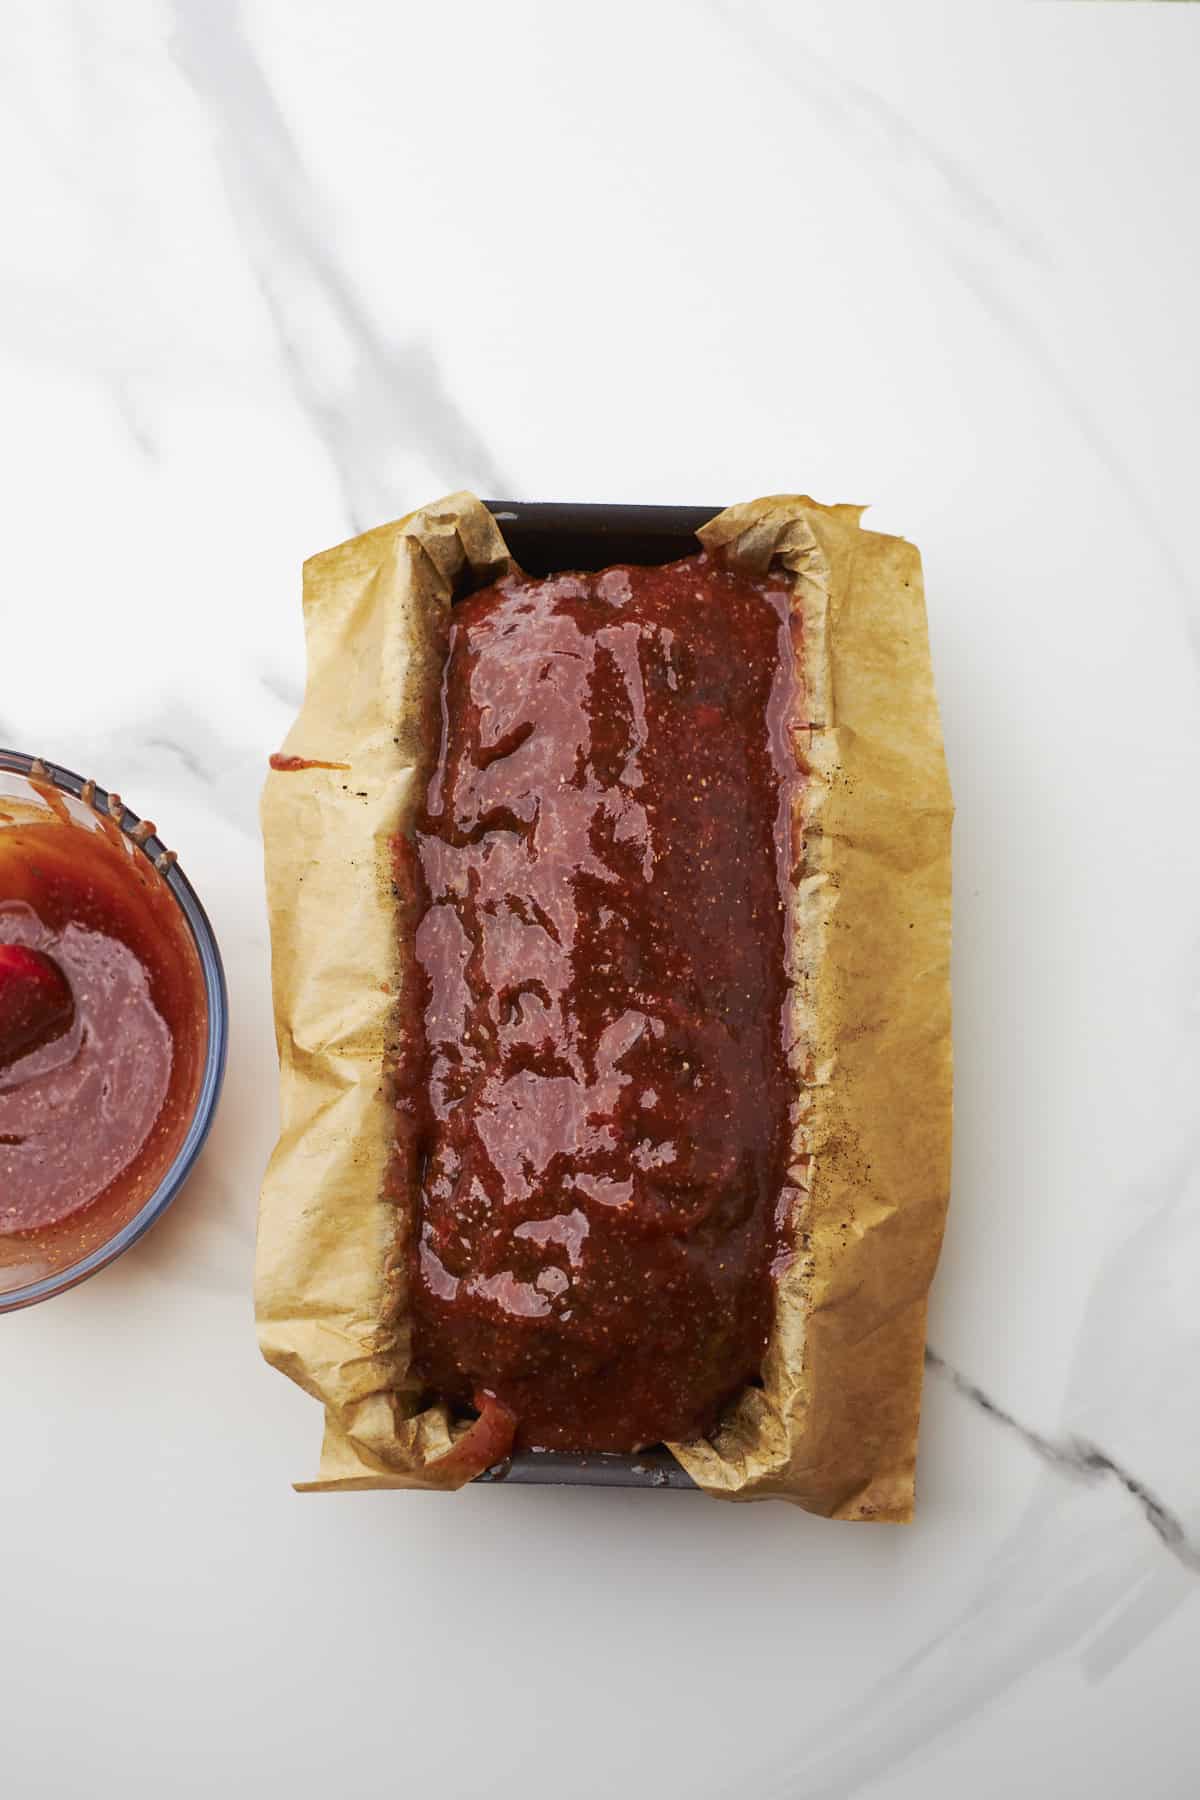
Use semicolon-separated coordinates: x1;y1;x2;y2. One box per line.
401;552;801;1453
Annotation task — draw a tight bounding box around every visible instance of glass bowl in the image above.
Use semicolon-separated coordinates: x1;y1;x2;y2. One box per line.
0;749;228;1312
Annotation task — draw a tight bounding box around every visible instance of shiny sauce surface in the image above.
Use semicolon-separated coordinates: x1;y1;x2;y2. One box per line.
405;551;800;1453
0;804;206;1246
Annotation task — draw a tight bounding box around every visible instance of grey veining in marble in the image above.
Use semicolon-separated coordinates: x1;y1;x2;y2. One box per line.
928;1350;1200;1574
721;3;1198;638
169;0;509;533
3;5;1199;1798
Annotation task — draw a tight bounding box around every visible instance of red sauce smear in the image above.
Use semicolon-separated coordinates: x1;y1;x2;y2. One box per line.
400;551;800;1454
424;1390;518;1483
0;807;206;1242
269;753;350;772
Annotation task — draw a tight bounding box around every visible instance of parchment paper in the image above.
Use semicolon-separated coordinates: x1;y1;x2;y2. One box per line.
258;493;953;1515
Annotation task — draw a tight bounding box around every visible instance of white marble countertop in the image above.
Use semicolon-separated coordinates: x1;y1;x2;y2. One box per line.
5;3;1200;1795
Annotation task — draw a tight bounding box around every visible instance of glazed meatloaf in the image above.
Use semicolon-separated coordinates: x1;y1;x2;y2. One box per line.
402;550;801;1454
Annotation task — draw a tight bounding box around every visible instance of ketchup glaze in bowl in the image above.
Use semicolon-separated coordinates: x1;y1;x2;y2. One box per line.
0;751;227;1312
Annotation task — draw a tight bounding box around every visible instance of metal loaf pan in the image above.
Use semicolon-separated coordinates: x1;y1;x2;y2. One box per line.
463;500;722;1490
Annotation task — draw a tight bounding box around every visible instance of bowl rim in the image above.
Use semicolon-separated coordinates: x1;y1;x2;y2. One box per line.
0;747;229;1313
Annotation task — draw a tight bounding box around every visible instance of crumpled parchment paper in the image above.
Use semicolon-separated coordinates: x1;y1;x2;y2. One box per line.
258;493;952;1517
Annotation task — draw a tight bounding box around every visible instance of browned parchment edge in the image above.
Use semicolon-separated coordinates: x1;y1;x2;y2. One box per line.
257;494;953;1513
675;500;953;1518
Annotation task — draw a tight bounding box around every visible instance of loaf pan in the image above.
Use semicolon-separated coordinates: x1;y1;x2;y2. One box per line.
464;500;723;1489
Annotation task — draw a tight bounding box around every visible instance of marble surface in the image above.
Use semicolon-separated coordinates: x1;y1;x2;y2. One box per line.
4;3;1200;1795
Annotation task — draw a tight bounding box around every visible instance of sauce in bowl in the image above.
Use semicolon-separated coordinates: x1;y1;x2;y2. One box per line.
0;772;208;1291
